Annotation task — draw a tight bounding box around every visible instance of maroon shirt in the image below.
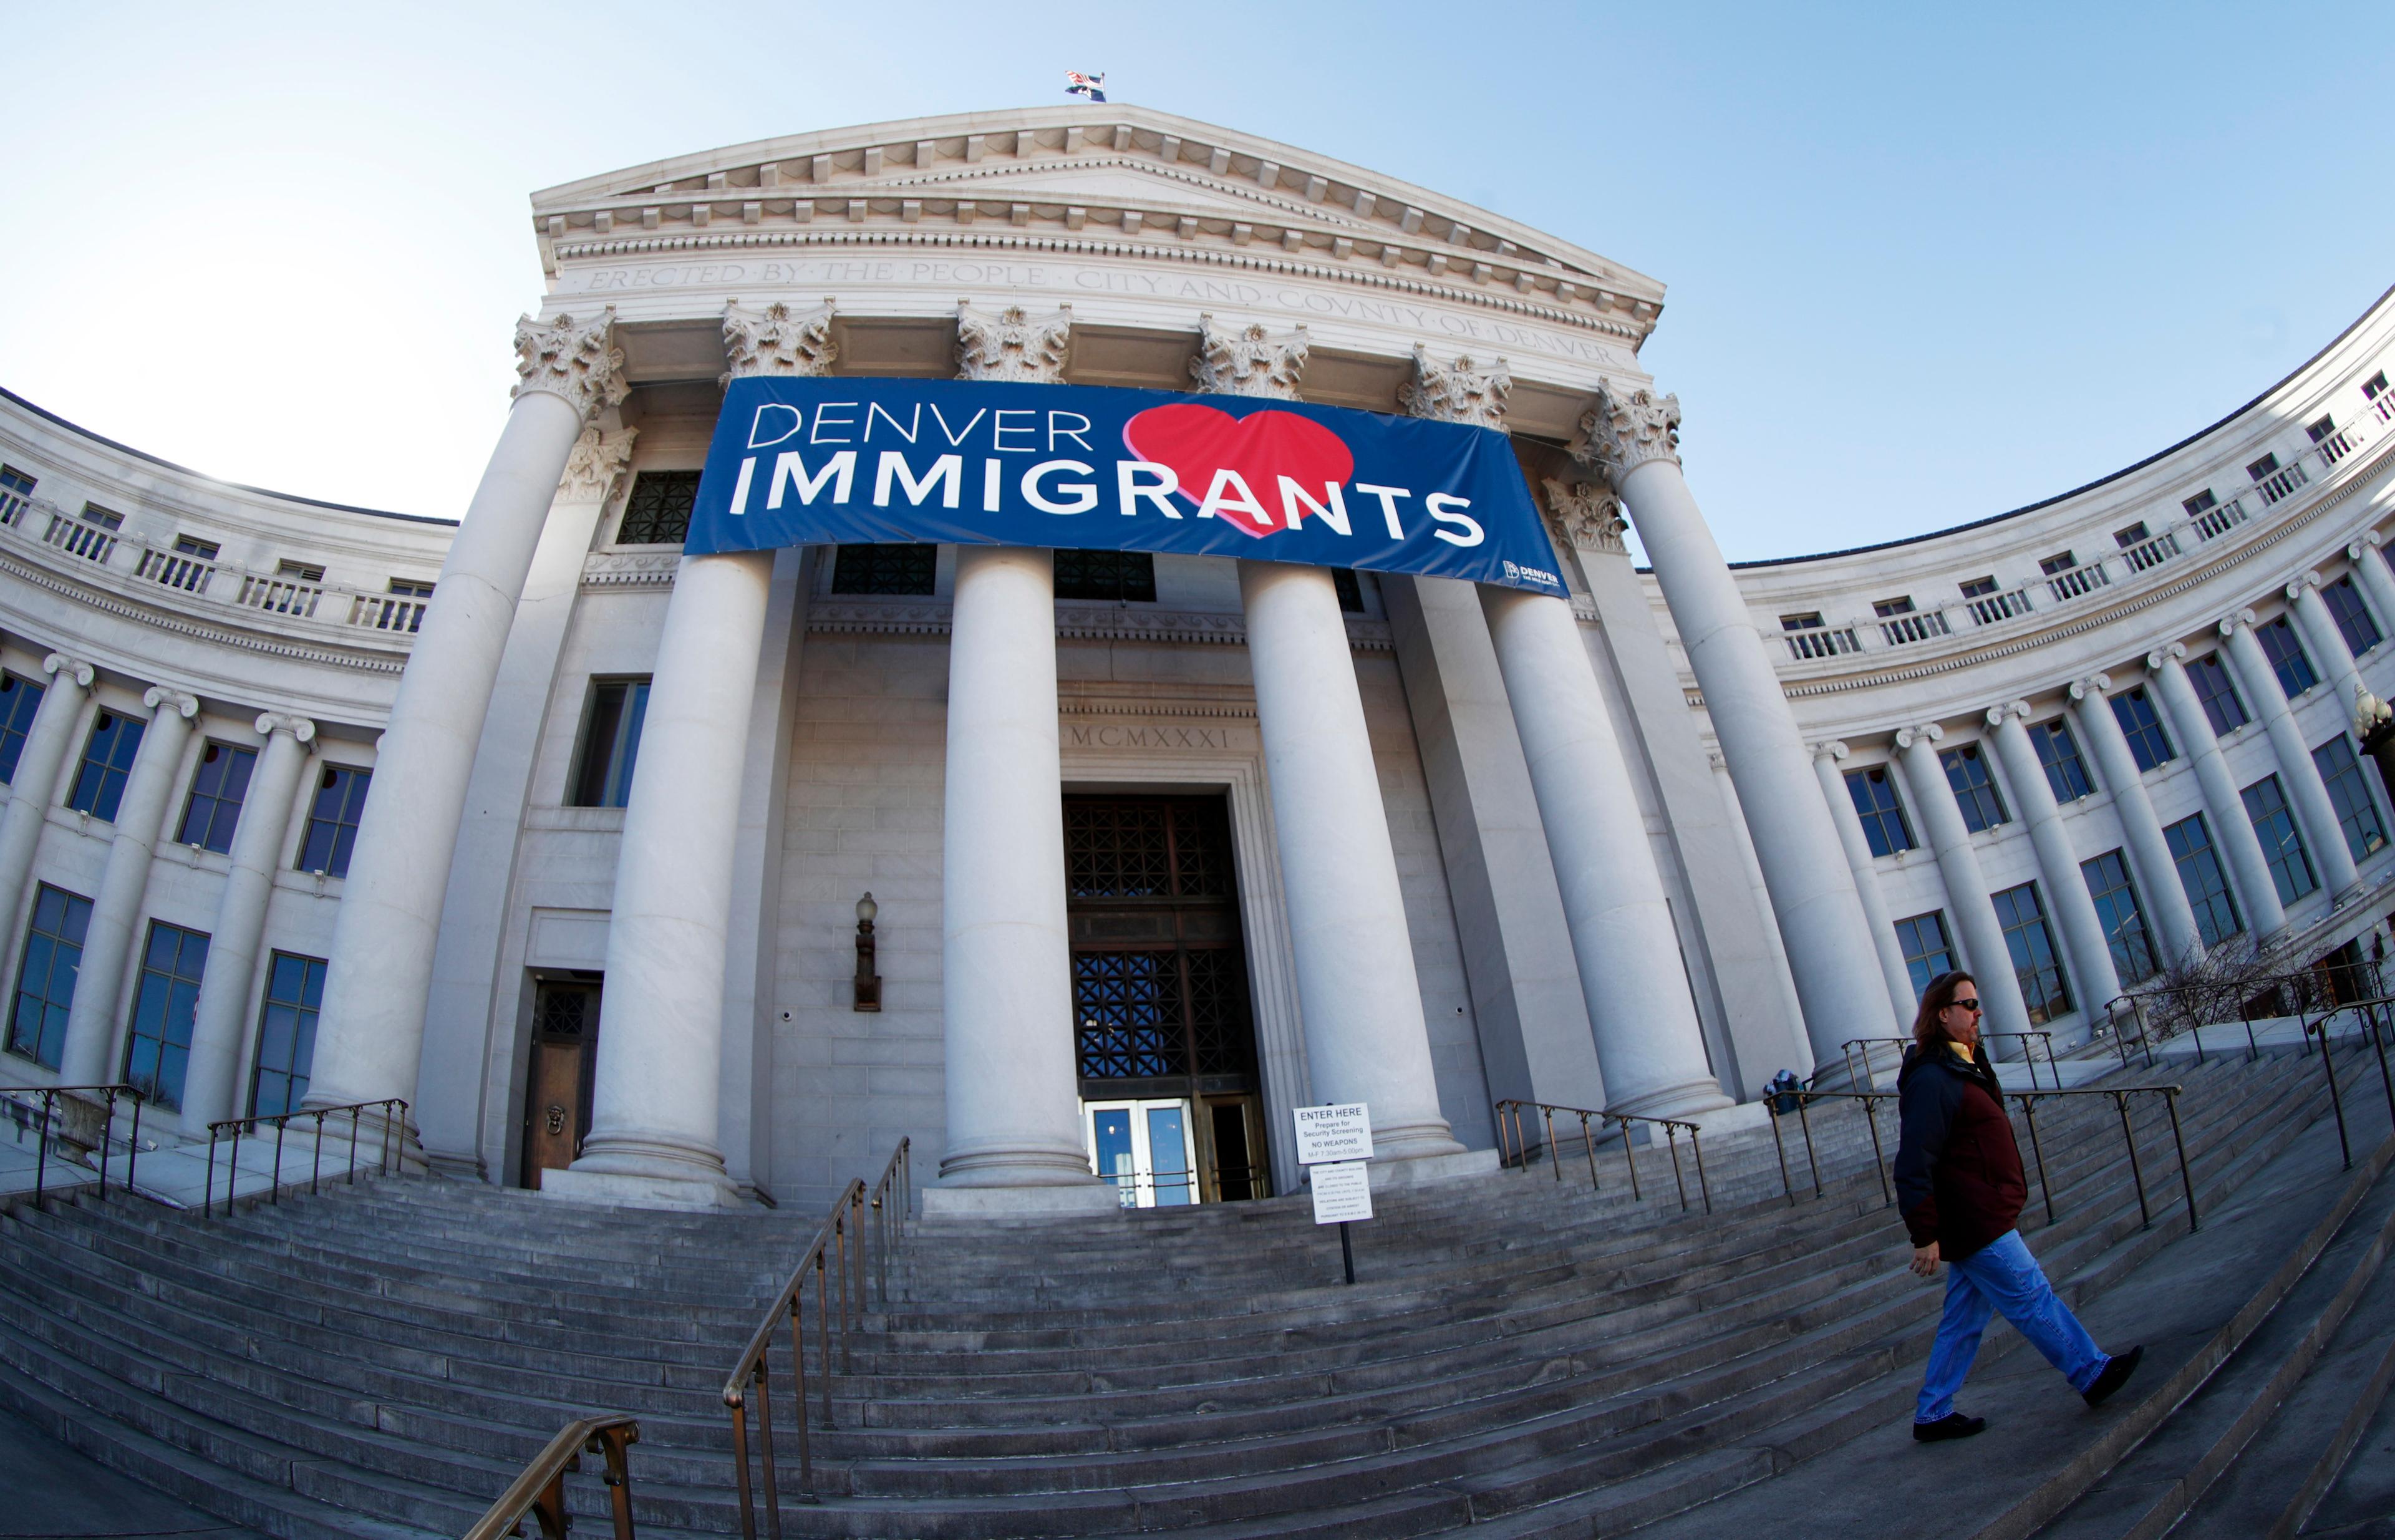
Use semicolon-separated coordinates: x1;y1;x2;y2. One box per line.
1892;1043;2028;1261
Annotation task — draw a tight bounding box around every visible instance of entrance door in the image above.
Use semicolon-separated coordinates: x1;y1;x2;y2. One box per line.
1066;796;1270;1202
520;979;599;1189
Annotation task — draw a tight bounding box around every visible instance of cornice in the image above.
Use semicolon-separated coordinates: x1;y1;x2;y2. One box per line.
803;597;1394;652
0;545;412;675
1775;431;2395;699
551;226;1643;344
581;551;682;589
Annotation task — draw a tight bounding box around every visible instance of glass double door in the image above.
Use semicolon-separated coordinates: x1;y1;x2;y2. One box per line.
1086;1098;1197;1208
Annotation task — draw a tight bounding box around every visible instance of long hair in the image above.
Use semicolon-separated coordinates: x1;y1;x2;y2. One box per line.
1912;969;1977;1051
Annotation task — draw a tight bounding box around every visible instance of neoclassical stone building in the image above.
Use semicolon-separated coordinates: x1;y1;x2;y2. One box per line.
3;106;2391;1213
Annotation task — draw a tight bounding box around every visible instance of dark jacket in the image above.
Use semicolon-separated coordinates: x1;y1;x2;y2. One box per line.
1892;1040;2026;1261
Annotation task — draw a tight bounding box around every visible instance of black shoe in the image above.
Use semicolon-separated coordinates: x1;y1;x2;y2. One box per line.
2084;1345;2144;1408
1913;1413;1987;1442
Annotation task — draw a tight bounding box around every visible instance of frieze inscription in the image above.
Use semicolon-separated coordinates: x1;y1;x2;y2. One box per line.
1065;723;1243;753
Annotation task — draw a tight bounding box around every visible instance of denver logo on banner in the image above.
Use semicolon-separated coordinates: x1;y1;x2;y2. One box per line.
686;375;1564;594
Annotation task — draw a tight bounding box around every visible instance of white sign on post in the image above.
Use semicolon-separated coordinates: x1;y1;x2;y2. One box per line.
1308;1159;1374;1224
1293;1103;1374;1166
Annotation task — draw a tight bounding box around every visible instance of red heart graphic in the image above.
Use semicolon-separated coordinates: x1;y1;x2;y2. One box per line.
1121;404;1356;539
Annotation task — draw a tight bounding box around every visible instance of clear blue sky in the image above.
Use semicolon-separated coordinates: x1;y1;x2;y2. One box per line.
4;2;2389;561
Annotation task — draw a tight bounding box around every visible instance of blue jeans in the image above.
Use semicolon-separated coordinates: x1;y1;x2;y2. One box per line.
1916;1228;2109;1423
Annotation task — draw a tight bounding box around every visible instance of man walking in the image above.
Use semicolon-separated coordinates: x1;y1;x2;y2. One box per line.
1896;969;2142;1442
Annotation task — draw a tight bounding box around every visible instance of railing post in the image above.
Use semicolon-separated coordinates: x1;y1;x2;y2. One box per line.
1690;1129;1711;1215
2368;1001;2395;1129
1795;1095;1822;1198
310;1109;326;1196
1664;1125;1688;1213
593;1421;639;1540
203;1130;219;1220
787;1296;816;1504
227;1124;243;1215
815;1251;832;1430
125;1089;141;1200
95;1088;114;1202
2314;1015;2354;1171
2017;1095;2056;1228
270;1115;287;1204
2114;1091;2152;1228
1578;1112;1599;1190
348;1105;362;1183
32;1091;51;1214
728;1392;757;1540
1768;1100;1796;1207
2164;1091;2199;1234
1618;1117;1641;1203
753;1360;782;1538
1542;1107;1559;1181
1860;1095;1890;1206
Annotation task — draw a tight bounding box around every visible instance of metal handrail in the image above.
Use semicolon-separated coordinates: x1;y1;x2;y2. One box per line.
1765;1082;2195;1236
461;1413;639;1540
1492;1099;1710;1215
203;1097;407;1219
1839;1032;2057;1091
2296;991;2395;1172
2103;956;2385;1068
0;1083;146;1213
724;1136;909;1537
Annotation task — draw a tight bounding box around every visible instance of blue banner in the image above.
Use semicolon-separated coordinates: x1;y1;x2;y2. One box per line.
685;376;1563;594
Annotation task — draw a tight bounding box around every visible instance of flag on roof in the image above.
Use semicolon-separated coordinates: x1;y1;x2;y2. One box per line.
1065;70;1106;102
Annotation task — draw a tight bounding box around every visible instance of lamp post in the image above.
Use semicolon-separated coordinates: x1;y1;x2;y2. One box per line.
853;893;882;1012
2356;689;2395;802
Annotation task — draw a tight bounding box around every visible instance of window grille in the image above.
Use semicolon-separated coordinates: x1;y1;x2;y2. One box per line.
5;885;92;1068
1844;766;1915;857
2164;815;2242;947
831;543;936;595
616;470;701;546
177;742;256;854
2111;687;2175;771
1940;743;2008;832
1894;911;1956;999
68;711;147;822
2187;653;2248;736
2241;775;2318;905
0;673;44;785
1054;549;1158;603
2311;735;2388;863
1991;882;2073;1024
251;952;326;1116
298;767;372;877
2080;850;2158;984
123;922;210;1108
2031;719;2096;801
2258;616;2316;697
2324;576;2381;656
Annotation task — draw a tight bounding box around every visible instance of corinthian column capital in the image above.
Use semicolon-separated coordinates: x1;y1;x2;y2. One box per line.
1539;478;1627;554
558;425;639;505
1399;347;1511;431
1189;314;1307;398
955;300;1072;382
43;653;94;690
722;298;838;384
142;686;198;720
2147;641;2187;671
2066;672;2112;702
512;309;626;420
2286;569;2323;601
2217;607;2258;638
1985;700;2031;729
1893;722;1945;751
254;712;318;745
1569;380;1682;490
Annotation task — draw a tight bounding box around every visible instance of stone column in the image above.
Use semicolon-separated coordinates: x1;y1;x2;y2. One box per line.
58;688;198;1087
2149;642;2287;938
1573;385;1899;1058
2288;573;2369;725
1242;559;1464;1160
2067;674;2204;969
0;653;94;976
306;311;623;1124
1811;741;1922;1024
2348;536;2395;657
1894;724;2033;1039
179;714;314;1134
2220;609;2360;900
932;545;1105;1195
1986;702;2122;1024
1481;584;1730;1117
545;551;777;1209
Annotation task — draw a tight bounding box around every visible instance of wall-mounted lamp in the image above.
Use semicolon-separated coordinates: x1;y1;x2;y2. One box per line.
853;892;881;1012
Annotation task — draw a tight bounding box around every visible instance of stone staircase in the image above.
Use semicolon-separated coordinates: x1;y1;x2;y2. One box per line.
0;1045;2388;1539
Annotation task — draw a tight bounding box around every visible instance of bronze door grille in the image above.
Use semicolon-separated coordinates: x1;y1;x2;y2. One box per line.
1066;798;1256;1093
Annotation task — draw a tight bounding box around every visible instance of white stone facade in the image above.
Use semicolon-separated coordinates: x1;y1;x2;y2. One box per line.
4;106;2393;1213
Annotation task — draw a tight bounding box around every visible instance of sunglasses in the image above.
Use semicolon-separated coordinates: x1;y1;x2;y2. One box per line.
1948;997;1983;1013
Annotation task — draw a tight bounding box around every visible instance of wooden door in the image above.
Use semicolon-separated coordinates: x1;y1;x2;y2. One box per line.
520;982;599;1189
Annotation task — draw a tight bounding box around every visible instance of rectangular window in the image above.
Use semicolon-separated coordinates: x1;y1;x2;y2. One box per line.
298;766;371;878
2258;616;2317;697
1959;576;2000;599
2182;490;2218;518
2164;814;2242;946
1054;549;1158;603
1871;596;1917;617
2248;452;2281;481
2038;551;2078;576
123;921;208;1109
175;742;256;854
1940;742;2009;831
2242;774;2318;904
830;543;936;596
2111;686;2175;771
1332;568;1366;614
0;672;45;784
2312;735;2388;863
5;885;91;1068
0;465;33;520
1779;611;1826;631
171;535;220;561
1992;881;2073;1024
275;559;325;583
79;504;123;532
2031;718;2096;801
2188;652;2249;735
2307;415;2338;443
67;709;147;822
2112;522;2150;548
616;469;701;546
387;578;435;599
2081;849;2159;984
2325;575;2382;656
249;951;326;1117
2366;370;2391;400
1845;765;1916;857
571;680;650;809
1894;911;1957;999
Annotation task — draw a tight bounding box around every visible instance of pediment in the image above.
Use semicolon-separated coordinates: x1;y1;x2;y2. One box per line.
877;161;1362;226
